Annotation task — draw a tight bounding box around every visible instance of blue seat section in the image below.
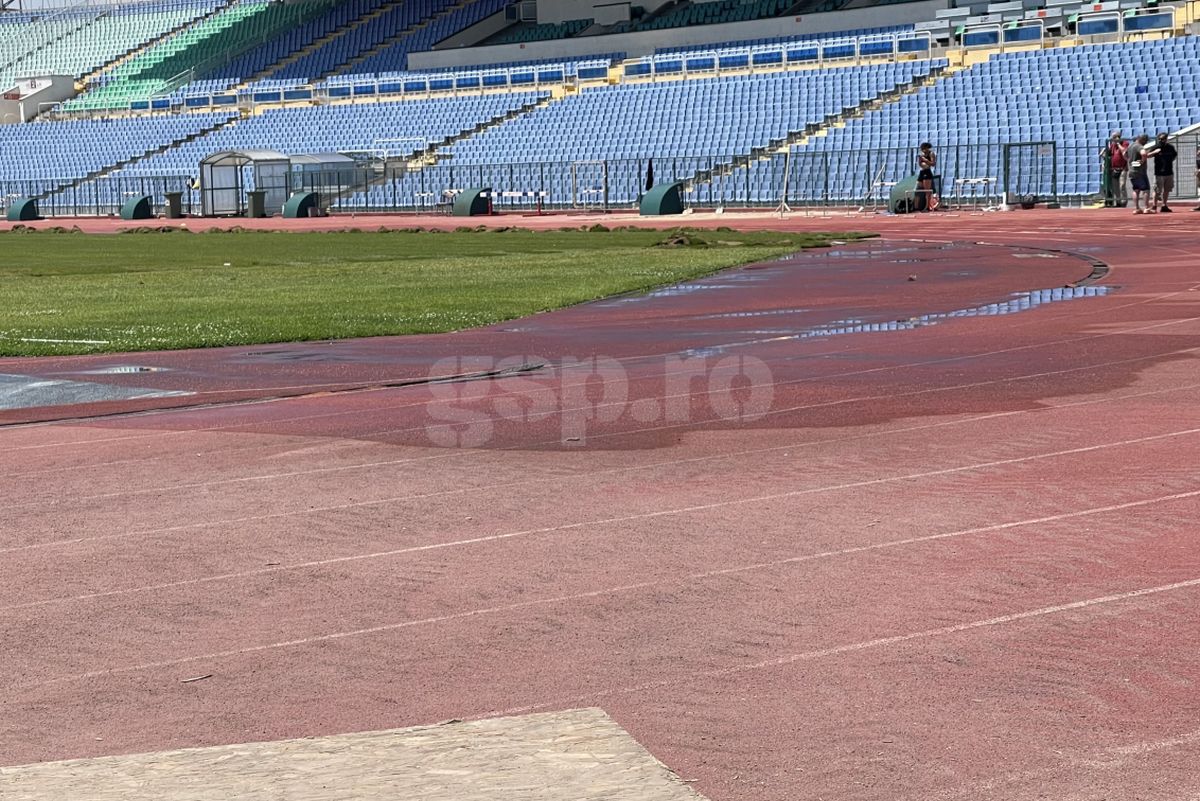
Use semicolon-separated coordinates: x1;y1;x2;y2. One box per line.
347;0;513;76
116;92;547;179
450;61;933;162
379;54;624;78
809;36;1200;200
625;28;932;77
652;25;911;55
217;0;514;84
0;0;222;88
169;55;619;108
259;0;452;79
257;0;512;81
322;66;550;92
201;0;394;88
0;113;235;184
372;60;939;207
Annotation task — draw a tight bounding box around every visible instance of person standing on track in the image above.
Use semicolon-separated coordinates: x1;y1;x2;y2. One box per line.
916;142;937;212
1143;132;1177;213
1128;134;1152;214
1100;131;1129;207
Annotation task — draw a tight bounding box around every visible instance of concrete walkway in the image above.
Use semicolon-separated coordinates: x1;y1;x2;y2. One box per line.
0;708;706;801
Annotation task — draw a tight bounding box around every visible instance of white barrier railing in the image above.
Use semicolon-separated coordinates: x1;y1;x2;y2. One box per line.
961;18;1044;50
1076;6;1176;39
624;30;935;79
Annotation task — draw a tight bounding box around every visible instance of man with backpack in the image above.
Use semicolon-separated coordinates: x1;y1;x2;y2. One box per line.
1100;131;1129;207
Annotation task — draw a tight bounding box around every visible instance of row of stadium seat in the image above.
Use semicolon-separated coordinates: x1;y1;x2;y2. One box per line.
116;92;548;177
487;17;593;44
202;0;394;90
809;36;1200;200
267;0;460;80
7;16;1199;210
438;62;937;167
351;0;513;76
63;0;327;110
0;112;235;183
636;0;798;32
649;25;910;55
1;0;220;90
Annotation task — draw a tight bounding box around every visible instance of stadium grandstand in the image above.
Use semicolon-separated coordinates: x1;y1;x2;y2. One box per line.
1;0;1197;217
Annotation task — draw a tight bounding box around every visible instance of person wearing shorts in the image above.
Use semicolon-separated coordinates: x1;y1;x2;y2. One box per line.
1143;132;1177;212
916;142;936;212
1127;134;1152;213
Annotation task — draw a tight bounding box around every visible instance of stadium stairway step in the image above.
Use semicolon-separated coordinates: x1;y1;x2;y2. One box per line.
37;113;241;200
683;62;954;193
77;0;239;88
239;0;408;87
324;0;478;79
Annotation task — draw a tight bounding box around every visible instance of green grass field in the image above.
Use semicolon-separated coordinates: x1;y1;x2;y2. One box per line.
0;227;868;356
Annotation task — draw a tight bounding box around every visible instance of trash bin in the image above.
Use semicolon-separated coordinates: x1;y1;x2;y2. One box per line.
246;190;267;219
164;191;184;219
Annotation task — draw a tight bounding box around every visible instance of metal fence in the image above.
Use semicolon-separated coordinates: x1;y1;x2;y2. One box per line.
1168;129;1200;201
6;141;1195;219
1;175;198;219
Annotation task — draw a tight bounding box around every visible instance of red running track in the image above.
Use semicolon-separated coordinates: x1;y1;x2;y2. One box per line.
2;208;1199;800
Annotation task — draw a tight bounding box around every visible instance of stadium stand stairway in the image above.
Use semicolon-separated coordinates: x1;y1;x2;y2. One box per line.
328;0;487;78
234;0;400;88
38;113;238;198
684;60;951;192
78;0;237;87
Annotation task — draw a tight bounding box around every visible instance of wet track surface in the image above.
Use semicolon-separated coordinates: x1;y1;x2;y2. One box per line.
0;239;1100;432
2;210;1199;801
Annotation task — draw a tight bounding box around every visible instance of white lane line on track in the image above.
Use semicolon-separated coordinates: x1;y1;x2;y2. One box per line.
5;484;1199;615
3;335;1197;513
4;379;1199;556
1105;728;1200;756
489;576;1200;718
15;569;1200;693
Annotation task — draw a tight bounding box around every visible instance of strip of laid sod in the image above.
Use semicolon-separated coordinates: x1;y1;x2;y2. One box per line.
0;227;870;356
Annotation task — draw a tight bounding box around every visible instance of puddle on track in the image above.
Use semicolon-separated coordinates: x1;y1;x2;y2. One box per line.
682;285;1112;357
